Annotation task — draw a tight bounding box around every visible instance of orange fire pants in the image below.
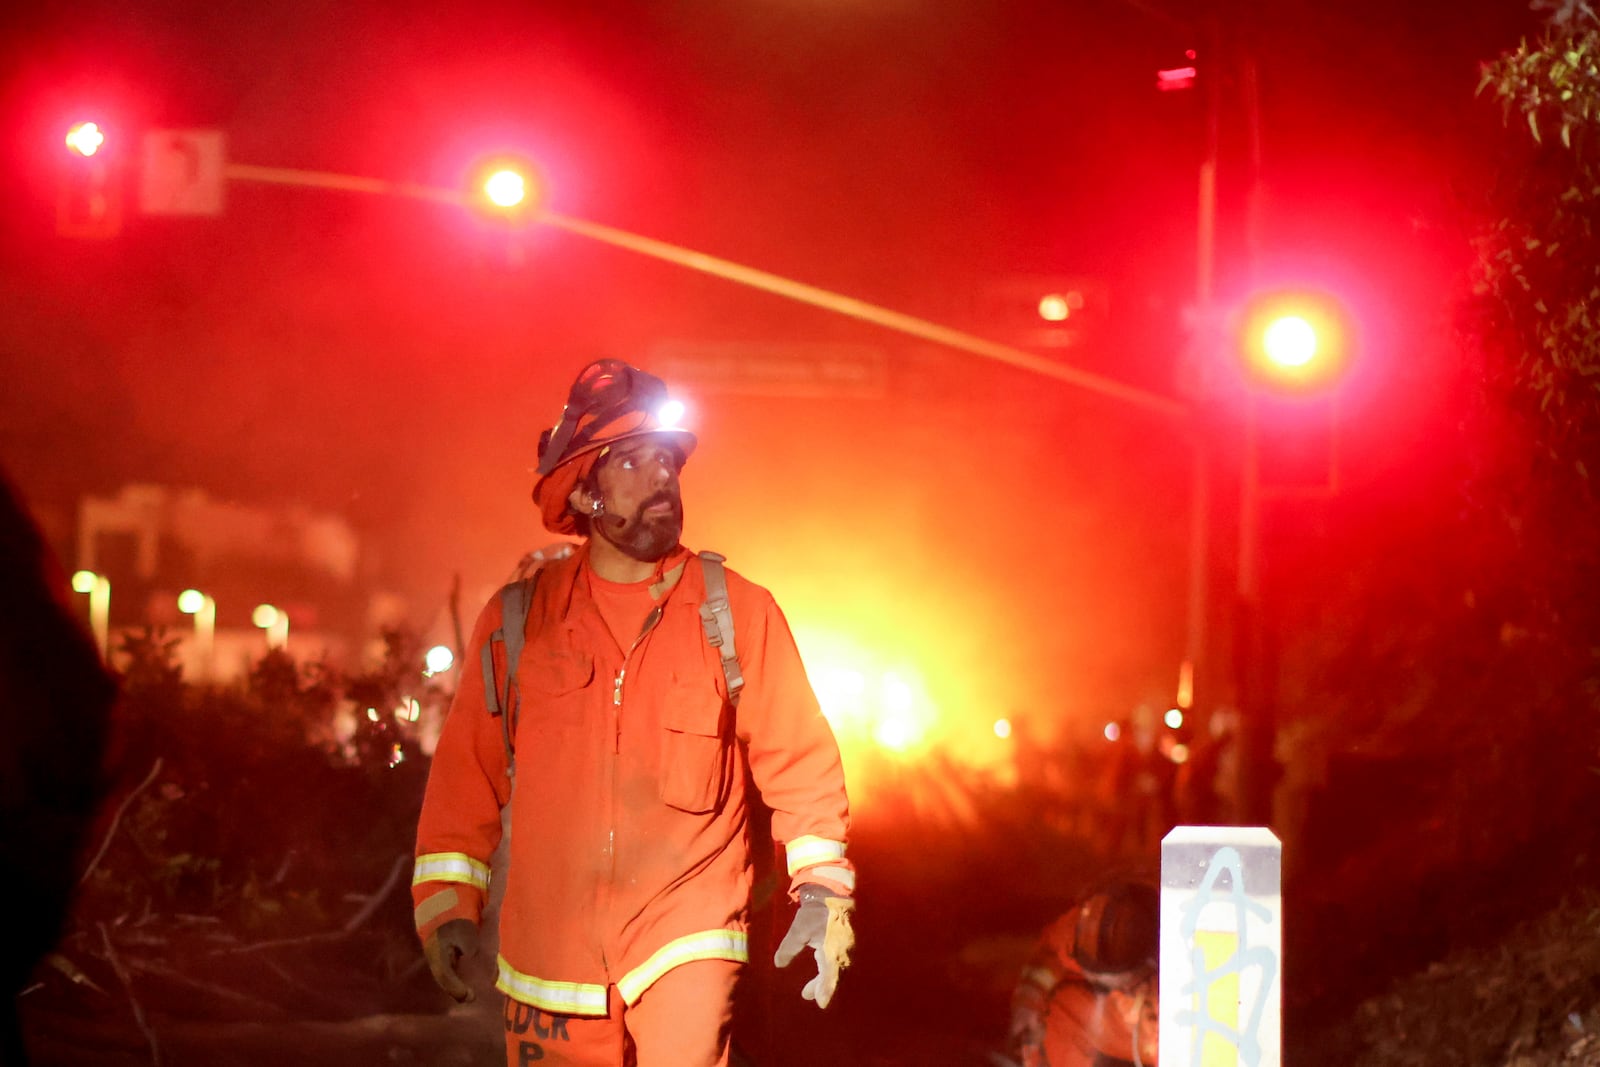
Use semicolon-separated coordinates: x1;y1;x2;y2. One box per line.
502;959;740;1067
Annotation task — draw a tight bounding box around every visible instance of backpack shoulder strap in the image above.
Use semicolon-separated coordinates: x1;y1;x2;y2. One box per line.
697;550;745;707
479;569;542;776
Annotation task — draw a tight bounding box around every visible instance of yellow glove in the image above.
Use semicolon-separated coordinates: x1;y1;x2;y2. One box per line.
423;917;479;1003
774;884;855;1009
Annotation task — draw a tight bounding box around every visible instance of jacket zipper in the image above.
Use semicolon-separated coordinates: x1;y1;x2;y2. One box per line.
612;604;663;752
603;602;665;960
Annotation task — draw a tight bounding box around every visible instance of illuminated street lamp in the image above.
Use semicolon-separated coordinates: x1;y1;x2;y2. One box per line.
252;603;289;650
178;588;216;680
71;569;110;660
423;644;455;676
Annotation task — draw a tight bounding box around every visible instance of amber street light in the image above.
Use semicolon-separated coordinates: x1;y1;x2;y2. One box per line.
252;603;289;650
178;588;217;680
71;569;110;660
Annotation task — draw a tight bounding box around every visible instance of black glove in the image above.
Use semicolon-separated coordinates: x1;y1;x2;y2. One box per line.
423;917;479;1003
774;883;855;1009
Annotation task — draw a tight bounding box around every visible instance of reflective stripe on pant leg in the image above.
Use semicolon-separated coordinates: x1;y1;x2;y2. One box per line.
503;991;625;1067
623;958;740;1067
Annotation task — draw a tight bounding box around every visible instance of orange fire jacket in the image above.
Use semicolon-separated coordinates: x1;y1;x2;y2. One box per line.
1013;912;1159;1067
412;543;854;1015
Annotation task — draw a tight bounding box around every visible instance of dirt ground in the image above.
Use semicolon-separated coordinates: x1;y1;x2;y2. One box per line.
22;804;1600;1066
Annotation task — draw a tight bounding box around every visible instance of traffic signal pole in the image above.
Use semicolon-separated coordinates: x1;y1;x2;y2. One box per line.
1235;42;1278;830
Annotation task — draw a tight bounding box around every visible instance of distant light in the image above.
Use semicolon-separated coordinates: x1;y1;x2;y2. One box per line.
881;672;913;715
252;604;280;629
875;710;917;752
1263;315;1318;368
1170;743;1190;764
388;743;405;768
994;718;1012;739
66;122;104;157
484;169;526;208
177;589;207;614
72;570;98;594
657;399;686;428
1104;721;1121;742
814;667;867;727
1164;707;1184;730
1038;294;1071;322
425;644;455;674
366;707;379;722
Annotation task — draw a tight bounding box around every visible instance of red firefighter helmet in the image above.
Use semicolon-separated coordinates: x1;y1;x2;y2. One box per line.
531;360;697;534
1071;879;1159;975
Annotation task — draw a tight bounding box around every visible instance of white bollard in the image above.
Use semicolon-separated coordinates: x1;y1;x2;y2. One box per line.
1159;826;1282;1067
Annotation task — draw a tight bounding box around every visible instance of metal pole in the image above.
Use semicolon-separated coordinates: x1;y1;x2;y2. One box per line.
1235;43;1276;828
1181;11;1223;718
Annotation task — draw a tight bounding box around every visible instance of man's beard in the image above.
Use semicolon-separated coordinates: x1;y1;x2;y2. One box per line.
598;489;683;562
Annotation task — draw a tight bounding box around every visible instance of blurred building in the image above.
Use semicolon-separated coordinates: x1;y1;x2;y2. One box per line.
73;483;391;678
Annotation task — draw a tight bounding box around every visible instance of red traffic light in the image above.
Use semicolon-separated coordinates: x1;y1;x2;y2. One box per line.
471;157;544;220
58;120;121;238
1237;289;1352;392
65;121;106;157
483;169;526;208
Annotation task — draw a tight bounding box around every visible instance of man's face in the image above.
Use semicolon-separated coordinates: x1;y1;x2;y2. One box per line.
584;436;685;562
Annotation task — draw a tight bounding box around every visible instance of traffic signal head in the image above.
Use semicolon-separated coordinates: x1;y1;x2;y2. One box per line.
58;119;122;238
65;121;105;157
1237;289;1352;392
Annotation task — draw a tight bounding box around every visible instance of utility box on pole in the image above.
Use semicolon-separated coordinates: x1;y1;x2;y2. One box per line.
1160;825;1282;1067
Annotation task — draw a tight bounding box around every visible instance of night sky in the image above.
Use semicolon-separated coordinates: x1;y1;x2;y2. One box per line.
0;0;1543;761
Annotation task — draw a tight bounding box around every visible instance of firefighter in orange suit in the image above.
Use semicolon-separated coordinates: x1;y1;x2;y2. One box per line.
1008;880;1160;1067
412;360;856;1067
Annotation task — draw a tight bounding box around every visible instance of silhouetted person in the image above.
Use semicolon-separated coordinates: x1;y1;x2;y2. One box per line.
1175;708;1238;826
0;473;117;1066
1096;718;1139;855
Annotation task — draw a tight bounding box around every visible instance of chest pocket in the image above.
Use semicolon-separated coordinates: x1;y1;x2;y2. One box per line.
658;681;731;814
520;649;593;740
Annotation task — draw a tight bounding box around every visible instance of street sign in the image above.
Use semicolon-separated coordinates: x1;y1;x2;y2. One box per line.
1160;825;1282;1067
139;129;227;216
648;340;888;398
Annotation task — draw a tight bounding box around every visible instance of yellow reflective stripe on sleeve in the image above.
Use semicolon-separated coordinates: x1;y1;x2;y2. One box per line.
800;864;856;892
785;835;846;875
412;852;492;891
616;929;750;1006
495;957;609;1016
